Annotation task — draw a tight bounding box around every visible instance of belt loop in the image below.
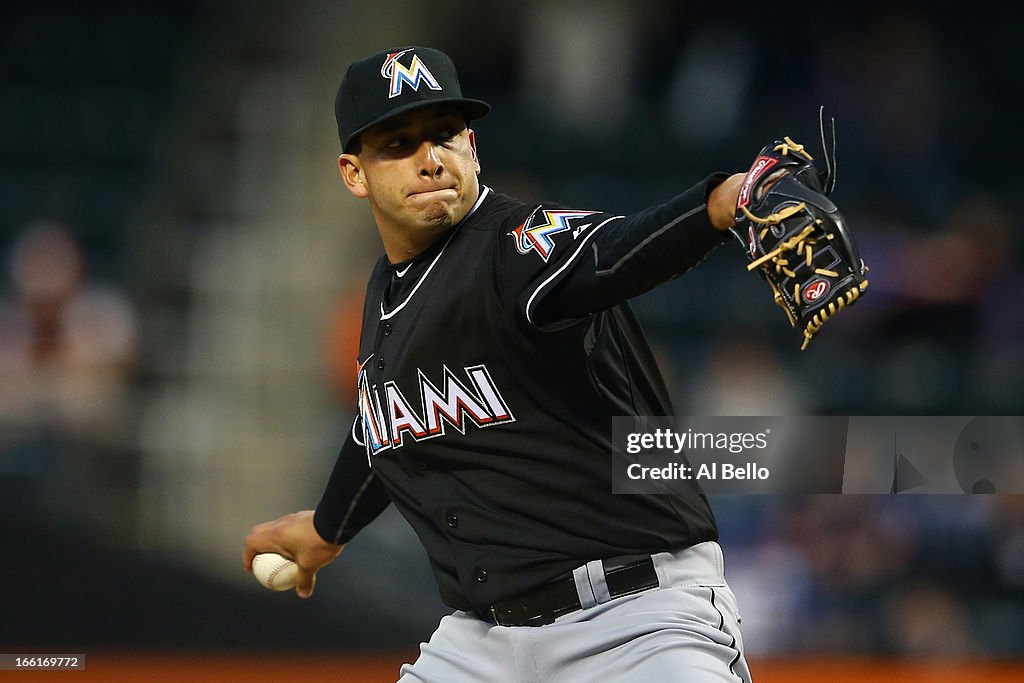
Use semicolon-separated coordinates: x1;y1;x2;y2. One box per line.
587;559;611;604
572;564;598;609
650;551;671;588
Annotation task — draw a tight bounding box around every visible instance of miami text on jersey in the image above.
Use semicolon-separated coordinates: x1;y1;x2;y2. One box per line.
356;362;515;458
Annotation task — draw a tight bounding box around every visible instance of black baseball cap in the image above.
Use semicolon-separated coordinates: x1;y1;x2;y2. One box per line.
335;46;491;152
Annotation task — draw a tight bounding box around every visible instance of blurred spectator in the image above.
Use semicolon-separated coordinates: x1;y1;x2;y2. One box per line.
0;221;138;535
684;336;809;416
664;22;754;149
852;188;1021;413
721;539;815;656
761;497;918;653
884;580;974;657
520;0;638;138
991;497;1024;591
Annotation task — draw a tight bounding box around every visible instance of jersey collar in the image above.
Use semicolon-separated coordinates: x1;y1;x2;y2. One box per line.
380;186;491;321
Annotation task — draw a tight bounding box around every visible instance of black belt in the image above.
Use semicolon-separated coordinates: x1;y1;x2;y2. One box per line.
475;555;660;627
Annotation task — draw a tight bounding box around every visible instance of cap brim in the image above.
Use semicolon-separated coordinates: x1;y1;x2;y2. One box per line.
344;98;491;152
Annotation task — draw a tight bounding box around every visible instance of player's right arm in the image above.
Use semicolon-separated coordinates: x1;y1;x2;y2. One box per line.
243;510;343;598
243;429;392;597
312;423;393;545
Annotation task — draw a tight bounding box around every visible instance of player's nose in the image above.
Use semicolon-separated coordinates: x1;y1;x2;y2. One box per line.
417;141;445;179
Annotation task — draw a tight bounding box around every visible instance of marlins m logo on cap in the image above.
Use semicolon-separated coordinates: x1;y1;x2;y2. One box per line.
381;49;442;99
335;46;490;152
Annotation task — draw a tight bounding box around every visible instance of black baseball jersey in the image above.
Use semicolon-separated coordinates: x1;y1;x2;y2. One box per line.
315;177;730;611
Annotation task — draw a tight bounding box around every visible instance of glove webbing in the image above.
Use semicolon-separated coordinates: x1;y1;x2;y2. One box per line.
801;280;868;350
741;213;869;350
773;136;812;160
744;220;837;280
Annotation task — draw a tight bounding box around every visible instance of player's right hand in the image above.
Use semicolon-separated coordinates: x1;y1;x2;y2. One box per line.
243;510;345;598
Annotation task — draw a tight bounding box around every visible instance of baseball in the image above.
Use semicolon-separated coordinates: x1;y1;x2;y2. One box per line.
251;552;298;591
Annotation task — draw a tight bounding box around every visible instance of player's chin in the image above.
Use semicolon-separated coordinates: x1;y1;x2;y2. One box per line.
422;208;455;228
410;199;457;227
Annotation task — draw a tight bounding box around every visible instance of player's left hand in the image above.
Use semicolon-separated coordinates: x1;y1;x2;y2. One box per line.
708;173;746;230
731;134;869;349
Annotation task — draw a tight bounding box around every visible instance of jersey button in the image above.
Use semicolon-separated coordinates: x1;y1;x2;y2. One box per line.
383;323;393;336
476;569;488;583
377;357;385;370
446;514;459;529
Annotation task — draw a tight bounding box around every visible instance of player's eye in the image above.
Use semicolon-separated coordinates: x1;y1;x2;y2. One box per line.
386;137;406;149
432;128;455;144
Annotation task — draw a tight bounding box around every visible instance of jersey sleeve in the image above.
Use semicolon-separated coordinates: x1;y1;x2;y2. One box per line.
313;423;393;545
498;173;731;330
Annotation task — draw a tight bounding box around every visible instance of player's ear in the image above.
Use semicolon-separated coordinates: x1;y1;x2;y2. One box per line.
468;130;480;174
338;154;369;199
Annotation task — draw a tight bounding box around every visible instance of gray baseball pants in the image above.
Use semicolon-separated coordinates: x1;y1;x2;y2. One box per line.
398;541;752;682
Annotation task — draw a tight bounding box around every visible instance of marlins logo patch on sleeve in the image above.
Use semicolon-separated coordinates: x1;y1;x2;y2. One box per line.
509;207;598;262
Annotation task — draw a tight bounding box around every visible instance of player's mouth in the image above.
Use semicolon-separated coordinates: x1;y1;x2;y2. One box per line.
408;186;457;199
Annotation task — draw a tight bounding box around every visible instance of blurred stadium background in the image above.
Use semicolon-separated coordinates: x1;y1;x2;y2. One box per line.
1;0;1022;680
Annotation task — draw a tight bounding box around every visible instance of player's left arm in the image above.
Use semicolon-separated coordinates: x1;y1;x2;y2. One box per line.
520;173;742;329
707;173;745;230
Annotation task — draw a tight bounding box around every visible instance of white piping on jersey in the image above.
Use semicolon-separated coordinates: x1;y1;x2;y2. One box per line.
594;205;706;276
351;413;365;447
524;214;624;326
380;186;492;321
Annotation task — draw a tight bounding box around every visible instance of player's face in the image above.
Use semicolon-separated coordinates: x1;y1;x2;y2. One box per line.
340;105;481;251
